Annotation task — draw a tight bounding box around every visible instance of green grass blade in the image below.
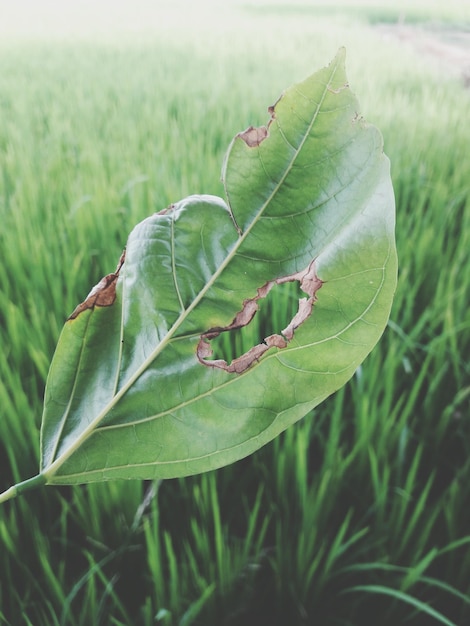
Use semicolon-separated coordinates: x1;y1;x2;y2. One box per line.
342;584;459;626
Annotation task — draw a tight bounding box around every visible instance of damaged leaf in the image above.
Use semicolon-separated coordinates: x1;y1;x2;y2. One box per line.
238;125;270;147
0;48;397;500
196;260;323;373
68;251;125;319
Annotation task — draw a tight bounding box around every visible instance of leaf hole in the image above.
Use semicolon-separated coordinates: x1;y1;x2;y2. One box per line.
207;280;304;364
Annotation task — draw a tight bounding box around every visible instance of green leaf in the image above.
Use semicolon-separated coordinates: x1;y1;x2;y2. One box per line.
342;585;458;626
7;48;398;494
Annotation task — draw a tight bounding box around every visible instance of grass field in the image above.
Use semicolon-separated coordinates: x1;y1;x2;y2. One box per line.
0;1;469;624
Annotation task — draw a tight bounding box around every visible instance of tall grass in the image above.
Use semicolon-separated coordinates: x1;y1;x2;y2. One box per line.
0;3;469;624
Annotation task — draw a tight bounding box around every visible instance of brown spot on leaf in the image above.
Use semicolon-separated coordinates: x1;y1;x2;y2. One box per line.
238;96;280;148
327;82;349;94
68;250;125;320
238;125;269;148
197;260;323;374
157;203;176;216
268;94;282;118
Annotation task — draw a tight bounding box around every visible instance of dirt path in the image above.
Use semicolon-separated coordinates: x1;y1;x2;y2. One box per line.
376;24;470;87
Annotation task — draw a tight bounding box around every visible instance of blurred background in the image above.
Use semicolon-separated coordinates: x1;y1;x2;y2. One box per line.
0;1;469;624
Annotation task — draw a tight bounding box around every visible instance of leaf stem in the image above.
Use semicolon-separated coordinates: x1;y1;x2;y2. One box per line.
0;474;47;504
